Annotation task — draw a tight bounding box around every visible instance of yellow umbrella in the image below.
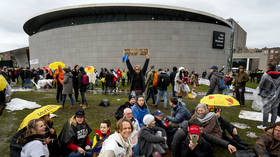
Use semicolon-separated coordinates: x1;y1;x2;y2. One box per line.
18;105;62;131
0;76;7;91
49;62;65;70
200;94;240;107
85;66;95;73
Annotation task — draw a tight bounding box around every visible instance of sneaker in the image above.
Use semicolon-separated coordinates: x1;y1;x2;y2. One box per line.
257;125;266;130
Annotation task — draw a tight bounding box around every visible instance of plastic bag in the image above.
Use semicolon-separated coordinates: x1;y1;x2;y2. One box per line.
188;92;197;99
252;87;263;111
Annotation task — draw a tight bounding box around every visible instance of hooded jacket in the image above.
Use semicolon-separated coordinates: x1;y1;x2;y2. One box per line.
131;104;150;127
166;102;191;125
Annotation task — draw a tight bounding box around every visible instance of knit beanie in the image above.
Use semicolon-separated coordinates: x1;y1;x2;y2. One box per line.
143;114;154;126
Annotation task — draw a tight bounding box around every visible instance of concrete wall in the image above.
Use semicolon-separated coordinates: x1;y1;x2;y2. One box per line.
233;52;267;71
29;21;231;73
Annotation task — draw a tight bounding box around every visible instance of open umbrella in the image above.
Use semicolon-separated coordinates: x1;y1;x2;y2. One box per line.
18;105;62;131
49;61;65;70
200;94;240;107
0;76;7;91
85;66;95;73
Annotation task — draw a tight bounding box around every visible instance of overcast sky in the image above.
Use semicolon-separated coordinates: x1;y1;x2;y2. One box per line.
0;0;279;52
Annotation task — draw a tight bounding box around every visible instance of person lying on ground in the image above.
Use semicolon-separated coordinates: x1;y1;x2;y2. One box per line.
171;121;236;157
255;121;280;157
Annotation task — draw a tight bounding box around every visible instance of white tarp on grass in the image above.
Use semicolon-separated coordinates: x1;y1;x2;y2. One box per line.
6;98;41;111
198;78;256;93
38;79;53;88
11;88;34;92
239;110;280;122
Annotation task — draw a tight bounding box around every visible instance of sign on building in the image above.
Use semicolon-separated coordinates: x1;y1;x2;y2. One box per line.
212;31;225;49
30;59;39;65
124;48;149;56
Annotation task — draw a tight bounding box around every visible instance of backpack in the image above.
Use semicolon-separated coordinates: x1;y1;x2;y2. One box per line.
82;74;89;85
224;76;231;84
162;74;170;87
153;72;159;87
218;76;226;90
115;105;127;120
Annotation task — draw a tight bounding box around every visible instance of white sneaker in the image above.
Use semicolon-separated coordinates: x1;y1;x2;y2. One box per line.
257;125;266;130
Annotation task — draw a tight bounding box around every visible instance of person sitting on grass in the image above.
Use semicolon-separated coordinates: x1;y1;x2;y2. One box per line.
92;119;112;157
207;105;249;150
131;95;150;127
58;110;92;157
189;103;222;138
138;114;168;157
171;121;236;157
115;95;136;120
99;118;133;157
255;121;280;157
19;119;51;157
164;97;191;127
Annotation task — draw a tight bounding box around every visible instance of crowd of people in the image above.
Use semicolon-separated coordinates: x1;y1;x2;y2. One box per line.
2;55;280;157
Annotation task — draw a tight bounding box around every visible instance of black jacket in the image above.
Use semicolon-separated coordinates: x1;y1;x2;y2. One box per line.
71;70;80;88
126;58;149;92
171;121;230;157
115;102;134;120
157;72;169;91
138;126;166;157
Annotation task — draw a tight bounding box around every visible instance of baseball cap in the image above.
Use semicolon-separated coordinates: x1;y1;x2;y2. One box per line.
209;65;218;70
189;125;200;135
153;109;163;117
75;110;85;118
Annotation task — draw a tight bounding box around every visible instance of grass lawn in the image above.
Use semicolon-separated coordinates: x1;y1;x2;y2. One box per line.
0;82;264;157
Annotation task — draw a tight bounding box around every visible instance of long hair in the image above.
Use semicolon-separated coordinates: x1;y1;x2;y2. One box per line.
136;95;148;109
18;119;44;145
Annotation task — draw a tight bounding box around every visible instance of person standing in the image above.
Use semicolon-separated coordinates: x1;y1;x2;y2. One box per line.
257;64;280;129
155;69;170;108
72;65;80;103
233;66;249;107
78;67;89;109
126;54;150;96
224;72;233;95
24;67;32;89
121;69;127;87
53;65;64;103
62;67;74;108
170;66;177;97
145;66;156;105
206;66;224;95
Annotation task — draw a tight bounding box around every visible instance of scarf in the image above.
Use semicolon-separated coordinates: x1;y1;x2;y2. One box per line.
112;132;132;157
197;112;216;123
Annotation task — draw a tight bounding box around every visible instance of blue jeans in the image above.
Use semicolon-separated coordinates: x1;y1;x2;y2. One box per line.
68;151;92;157
224;85;230;95
155;89;167;108
24;78;32;89
132;143;140;156
62;94;74;106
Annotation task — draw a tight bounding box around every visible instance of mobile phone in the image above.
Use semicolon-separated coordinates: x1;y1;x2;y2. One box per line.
191;134;199;145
